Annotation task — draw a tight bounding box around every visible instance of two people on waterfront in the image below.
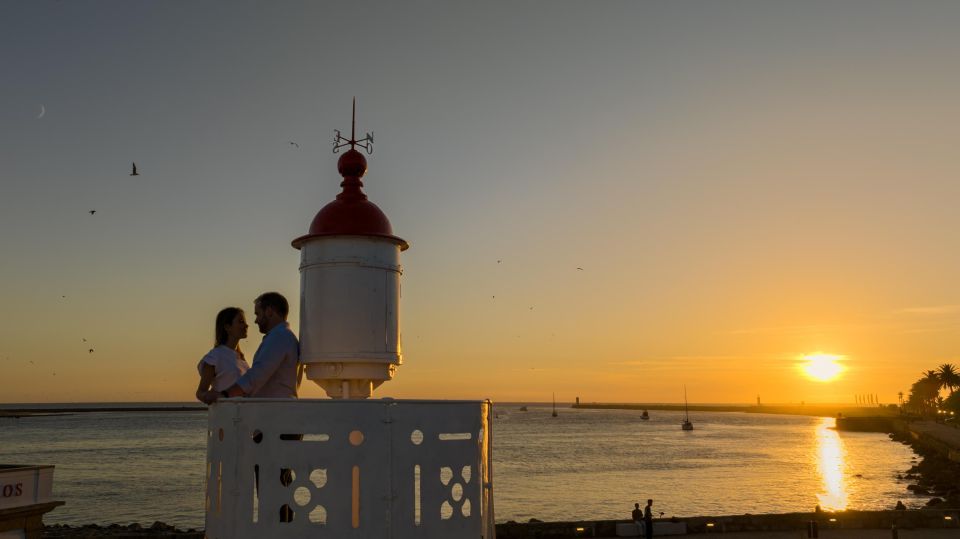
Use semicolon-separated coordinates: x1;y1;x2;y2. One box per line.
195;292;300;403
630;500;655;537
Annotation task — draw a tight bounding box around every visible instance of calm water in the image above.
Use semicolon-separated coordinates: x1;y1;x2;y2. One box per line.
0;404;923;529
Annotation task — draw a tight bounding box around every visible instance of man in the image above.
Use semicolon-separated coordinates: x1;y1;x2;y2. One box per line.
631;503;643;534
644;499;654;538
223;292;299;398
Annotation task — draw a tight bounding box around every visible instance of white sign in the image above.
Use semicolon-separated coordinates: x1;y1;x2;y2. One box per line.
0;466;53;510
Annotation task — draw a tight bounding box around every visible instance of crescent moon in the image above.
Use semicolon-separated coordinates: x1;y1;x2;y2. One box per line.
37;105;45;119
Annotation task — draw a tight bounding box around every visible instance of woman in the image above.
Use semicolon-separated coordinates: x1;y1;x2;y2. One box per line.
196;307;250;404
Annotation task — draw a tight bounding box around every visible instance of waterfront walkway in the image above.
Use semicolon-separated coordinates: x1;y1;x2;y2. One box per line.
909;420;960;447
680;531;958;538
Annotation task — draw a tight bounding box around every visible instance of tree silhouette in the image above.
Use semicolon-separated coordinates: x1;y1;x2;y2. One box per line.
937;363;959;395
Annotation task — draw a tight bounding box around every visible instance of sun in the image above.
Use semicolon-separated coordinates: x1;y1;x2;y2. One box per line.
801;353;845;382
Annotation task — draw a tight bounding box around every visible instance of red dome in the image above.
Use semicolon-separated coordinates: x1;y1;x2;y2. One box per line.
292;149;408;250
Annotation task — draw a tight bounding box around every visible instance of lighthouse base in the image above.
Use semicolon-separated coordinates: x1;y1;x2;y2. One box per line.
204;398;494;539
304;361;398;398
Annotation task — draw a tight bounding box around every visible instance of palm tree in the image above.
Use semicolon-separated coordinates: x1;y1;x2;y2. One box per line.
937;363;960;395
907;371;942;416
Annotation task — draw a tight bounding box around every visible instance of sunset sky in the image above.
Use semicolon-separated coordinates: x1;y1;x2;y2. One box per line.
2;1;960;403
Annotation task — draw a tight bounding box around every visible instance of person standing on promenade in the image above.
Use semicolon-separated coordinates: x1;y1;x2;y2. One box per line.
222;291;300;398
632;503;643;532
644;499;654;538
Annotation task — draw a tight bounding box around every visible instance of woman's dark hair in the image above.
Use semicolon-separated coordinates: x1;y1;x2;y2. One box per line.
215;307;243;346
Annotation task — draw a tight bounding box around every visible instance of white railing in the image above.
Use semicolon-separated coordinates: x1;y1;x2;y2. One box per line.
205;399;494;538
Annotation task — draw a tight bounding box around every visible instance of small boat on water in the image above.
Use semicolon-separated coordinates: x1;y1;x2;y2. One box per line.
682;386;694;431
519;406;528;412
640;409;650;420
552;393;558;418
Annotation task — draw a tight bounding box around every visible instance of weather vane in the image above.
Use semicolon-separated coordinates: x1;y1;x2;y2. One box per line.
333;98;374;154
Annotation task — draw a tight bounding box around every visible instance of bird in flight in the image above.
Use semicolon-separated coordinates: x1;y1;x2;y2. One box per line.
82;338;87;342
497;259;502;264
88;348;94;354
88;210;96;215
576;267;583;271
130;162;139;176
289;141;300;149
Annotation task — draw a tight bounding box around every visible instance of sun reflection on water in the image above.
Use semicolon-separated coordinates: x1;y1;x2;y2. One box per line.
816;417;848;511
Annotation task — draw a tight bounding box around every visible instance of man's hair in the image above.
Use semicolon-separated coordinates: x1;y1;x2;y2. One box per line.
255;292;289;318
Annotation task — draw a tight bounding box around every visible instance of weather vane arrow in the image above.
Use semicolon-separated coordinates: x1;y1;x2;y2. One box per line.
333;97;374;154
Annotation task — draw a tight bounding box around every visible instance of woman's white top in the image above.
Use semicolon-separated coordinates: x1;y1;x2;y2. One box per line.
198;345;250;392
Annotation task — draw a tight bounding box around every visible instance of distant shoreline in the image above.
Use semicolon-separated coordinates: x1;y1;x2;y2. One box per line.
0;402;899;419
0;405;206;418
571;402;899;418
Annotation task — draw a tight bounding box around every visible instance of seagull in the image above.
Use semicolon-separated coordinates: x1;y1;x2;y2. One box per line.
576;267;583;271
130;162;139;176
88;348;94;354
288;141;300;149
89;210;96;215
497;259;501;264
61;295;66;299
82;338;86;342
37;105;46;119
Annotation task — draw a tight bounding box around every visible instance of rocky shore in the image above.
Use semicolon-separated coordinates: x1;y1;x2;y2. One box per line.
890;429;960;509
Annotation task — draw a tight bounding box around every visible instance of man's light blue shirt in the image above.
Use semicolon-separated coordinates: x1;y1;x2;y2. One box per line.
236;321;299;398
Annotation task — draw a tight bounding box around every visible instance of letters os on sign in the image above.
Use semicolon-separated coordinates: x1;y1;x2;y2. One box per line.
1;482;24;498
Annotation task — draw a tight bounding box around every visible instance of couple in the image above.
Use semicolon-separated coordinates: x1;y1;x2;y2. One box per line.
631;499;654;538
195;291;299;404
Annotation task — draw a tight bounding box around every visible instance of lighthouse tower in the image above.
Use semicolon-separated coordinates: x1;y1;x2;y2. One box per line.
203;103;494;538
292;102;407;399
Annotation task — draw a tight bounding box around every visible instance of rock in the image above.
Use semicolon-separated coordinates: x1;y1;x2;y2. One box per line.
528;518;543;523
926;497;944;507
907;484;929;495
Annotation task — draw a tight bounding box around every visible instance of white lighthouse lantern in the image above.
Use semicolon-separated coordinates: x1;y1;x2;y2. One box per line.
292;119;408;399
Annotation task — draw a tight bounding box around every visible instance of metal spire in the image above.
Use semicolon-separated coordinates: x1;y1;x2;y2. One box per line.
333;97;374;154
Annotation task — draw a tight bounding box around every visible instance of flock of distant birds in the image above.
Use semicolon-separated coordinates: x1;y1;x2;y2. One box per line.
22;108;588;380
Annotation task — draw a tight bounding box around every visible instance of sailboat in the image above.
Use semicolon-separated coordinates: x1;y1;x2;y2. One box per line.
681;386;694;431
552;393;558;417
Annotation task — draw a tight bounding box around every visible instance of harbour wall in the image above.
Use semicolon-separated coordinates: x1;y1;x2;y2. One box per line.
835;417;960;463
495;510;960;538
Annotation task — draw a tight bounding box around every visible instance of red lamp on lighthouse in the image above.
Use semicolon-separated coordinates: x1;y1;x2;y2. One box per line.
292;100;408;399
